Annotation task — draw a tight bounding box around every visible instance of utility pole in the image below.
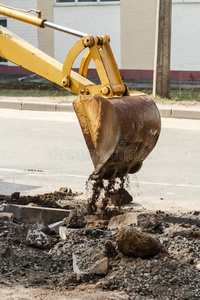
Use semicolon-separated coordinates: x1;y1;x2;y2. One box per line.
153;0;172;98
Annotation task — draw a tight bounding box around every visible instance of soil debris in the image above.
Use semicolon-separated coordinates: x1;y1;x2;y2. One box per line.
0;187;80;208
0;188;200;299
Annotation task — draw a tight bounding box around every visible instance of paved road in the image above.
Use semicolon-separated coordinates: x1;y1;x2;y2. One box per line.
0;109;199;213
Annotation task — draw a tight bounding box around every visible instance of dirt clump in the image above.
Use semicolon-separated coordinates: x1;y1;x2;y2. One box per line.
0;188;200;299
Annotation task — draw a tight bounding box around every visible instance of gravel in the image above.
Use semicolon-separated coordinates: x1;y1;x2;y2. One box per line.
0;189;200;299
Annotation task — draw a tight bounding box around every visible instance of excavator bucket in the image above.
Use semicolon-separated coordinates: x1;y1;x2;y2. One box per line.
73;93;161;180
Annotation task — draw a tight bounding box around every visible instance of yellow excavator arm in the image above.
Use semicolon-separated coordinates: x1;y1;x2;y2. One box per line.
0;4;126;97
0;4;161;180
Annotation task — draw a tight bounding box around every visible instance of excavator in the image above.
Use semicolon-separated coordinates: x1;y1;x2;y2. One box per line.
0;4;161;181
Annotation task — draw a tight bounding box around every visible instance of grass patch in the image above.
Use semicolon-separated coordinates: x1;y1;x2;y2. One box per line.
0;88;74;98
135;87;200;104
0;82;200;103
0;82;74;98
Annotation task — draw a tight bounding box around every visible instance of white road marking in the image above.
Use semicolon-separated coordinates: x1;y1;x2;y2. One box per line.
0;168;200;189
130;180;200;189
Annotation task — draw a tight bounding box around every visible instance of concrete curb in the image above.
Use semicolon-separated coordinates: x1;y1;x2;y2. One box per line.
0;100;74;112
1;204;70;224
157;105;200;120
0;100;200;120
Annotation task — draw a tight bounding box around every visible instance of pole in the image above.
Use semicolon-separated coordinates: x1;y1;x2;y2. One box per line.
153;0;172;98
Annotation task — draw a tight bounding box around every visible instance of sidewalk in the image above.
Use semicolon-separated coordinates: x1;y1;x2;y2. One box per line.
0;96;200;120
1;75;200;119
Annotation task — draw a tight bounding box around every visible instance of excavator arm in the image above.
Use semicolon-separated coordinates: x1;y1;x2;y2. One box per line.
0;4;161;180
0;4;126;97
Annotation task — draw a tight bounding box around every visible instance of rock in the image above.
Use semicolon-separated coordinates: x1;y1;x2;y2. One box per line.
84;214;108;228
0;241;9;256
164;225;200;238
116;226;164;257
163;215;200;227
64;208;86;228
89;257;109;275
193;211;200;216
195;262;200;271
59;187;69;193
101;207;122;220
137;212;163;231
110;189;132;206
57;200;77;210
48;220;65;234
11;192;20;200
73;252;109;276
0;212;13;222
187;257;194;265
72;246;106;275
72;252;82;274
26;229;55;249
108;213;138;230
32;221;52;235
58;226;71;240
104;240;118;258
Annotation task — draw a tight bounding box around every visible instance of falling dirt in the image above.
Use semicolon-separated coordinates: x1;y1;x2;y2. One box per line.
86;176;130;219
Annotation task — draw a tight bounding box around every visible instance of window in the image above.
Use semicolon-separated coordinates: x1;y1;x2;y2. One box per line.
0;19;7;63
56;0;120;4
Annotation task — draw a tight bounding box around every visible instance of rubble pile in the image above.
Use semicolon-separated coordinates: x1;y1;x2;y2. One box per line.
0;188;200;299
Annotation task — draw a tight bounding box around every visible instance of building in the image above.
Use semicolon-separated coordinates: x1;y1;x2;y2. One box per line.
0;0;200;81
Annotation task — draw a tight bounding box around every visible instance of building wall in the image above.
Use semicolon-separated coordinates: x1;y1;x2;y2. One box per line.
0;0;38;68
120;0;157;71
171;2;200;72
54;3;121;68
120;0;200;80
37;0;54;57
1;1;200;80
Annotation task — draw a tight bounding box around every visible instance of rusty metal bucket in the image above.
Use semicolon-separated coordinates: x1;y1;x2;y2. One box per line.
73;94;161;180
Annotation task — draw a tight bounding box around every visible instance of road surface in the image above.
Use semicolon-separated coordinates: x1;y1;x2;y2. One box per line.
0;108;199;213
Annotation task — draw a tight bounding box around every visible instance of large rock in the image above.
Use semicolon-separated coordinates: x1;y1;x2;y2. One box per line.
137;212;163;231
164;224;200;238
32;221;52;235
108;213;138;230
116;226;164;257
89;257;109;275
26;229;55;249
64;208;86;228
104;240;118;258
